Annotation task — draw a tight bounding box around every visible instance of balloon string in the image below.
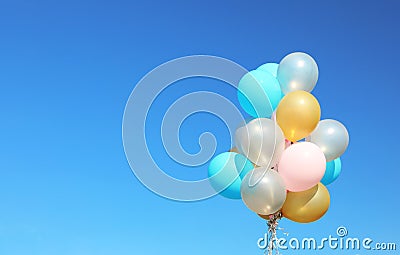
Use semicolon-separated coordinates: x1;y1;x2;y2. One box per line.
265;211;283;255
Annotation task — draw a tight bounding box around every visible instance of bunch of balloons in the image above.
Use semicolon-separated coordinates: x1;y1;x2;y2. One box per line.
208;52;349;227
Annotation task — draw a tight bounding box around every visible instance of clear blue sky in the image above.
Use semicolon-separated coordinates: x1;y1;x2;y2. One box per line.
0;0;399;254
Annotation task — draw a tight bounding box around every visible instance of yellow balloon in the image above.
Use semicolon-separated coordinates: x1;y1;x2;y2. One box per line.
282;183;330;223
276;91;321;141
229;147;239;153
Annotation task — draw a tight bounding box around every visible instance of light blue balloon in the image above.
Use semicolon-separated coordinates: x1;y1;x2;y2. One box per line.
277;52;319;95
208;152;254;199
257;63;279;77
321;158;342;185
237;70;283;118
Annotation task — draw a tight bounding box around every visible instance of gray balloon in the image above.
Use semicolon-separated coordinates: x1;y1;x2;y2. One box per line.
307;119;349;161
277;52;319;94
241;167;287;215
235;118;285;168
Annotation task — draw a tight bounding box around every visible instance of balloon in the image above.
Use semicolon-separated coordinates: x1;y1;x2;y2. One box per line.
276;91;321;141
235;118;285;168
208;152;254;199
277;52;319;94
257;63;279;77
270;110;276;122
237;70;283;118
230;147;259;168
278;142;326;192
321;158;342;185
258;214;272;220
306;119;349;161
241;167;287;215
282;183;330;223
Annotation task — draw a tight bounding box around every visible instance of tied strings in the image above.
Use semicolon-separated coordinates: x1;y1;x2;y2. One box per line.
265;211;287;255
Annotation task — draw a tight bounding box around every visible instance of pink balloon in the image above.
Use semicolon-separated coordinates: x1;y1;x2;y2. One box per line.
278;142;326;192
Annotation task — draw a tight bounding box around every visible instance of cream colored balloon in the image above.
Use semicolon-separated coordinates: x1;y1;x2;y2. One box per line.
306;119;349;161
235;118;285;168
241;167;287;215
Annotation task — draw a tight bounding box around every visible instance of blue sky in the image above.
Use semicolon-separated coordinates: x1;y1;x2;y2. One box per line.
0;0;399;254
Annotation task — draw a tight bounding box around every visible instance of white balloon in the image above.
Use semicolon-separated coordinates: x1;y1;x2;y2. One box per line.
235;118;285;168
241;167;287;215
306;119;349;161
277;52;319;94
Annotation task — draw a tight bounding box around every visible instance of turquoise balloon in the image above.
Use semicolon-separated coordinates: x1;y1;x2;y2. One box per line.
257;63;279;77
208;152;254;199
237;70;283;118
321;158;342;185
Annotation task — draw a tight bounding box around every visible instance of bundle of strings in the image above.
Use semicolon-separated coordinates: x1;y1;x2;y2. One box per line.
265;211;283;255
